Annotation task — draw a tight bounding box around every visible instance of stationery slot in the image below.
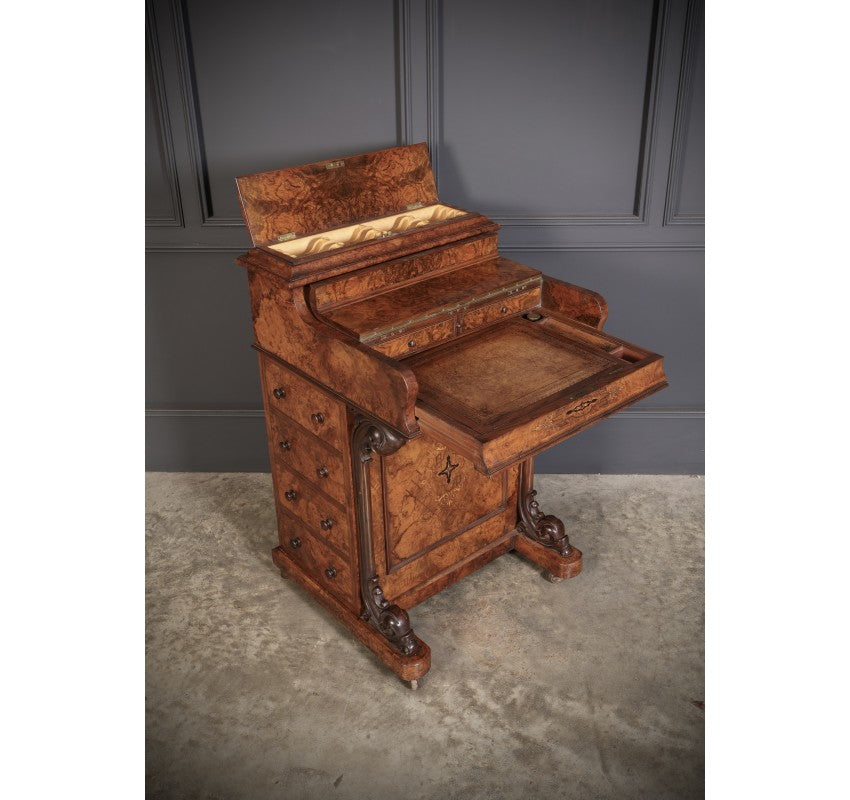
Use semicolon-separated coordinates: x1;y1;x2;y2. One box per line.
270;204;467;258
607;346;644;364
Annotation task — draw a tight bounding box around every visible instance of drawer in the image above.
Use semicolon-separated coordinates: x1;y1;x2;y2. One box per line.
372;316;456;358
269;411;347;505
276;509;357;608
274;461;351;557
460;288;541;333
261;356;346;448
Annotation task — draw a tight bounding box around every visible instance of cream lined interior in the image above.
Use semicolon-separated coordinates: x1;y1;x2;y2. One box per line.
269;204;466;257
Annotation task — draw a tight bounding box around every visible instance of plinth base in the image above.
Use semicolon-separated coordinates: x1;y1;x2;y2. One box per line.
272;546;431;685
513;535;583;580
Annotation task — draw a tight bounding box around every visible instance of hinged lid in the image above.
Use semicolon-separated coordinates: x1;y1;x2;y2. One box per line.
406;312;667;474
235;143;439;246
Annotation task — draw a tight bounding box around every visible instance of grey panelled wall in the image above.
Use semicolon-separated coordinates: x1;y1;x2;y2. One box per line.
145;0;704;474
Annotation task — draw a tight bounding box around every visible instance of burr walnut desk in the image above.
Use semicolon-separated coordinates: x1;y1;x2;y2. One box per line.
235;143;666;688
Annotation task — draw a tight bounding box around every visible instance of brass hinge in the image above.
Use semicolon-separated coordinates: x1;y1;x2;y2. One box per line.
324;160;345;170
405;202;424;211
275;232;297;242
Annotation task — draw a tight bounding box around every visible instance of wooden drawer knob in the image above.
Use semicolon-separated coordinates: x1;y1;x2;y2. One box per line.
279;440;292;451
311;412;325;425
289;537;301;549
324;566;337;579
320;517;334;530
316;466;329;479
273;387;286;399
284;489;297;501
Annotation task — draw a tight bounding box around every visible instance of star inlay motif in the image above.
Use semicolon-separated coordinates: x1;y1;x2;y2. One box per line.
438;455;459;484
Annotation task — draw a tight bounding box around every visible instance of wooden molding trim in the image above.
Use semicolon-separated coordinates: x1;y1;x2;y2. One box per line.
395;0;414;145
663;0;704;226
425;0;441;187
170;0;235;226
498;242;704;252
172;0;413;228
145;242;705;254
145;407;704;420
485;0;669;226
145;0;184;228
145;408;705;473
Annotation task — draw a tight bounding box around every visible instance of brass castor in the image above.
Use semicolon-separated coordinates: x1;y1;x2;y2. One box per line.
408;679;421;690
543;570;563;583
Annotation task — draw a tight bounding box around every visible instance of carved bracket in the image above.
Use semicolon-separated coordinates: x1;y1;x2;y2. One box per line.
350;415;420;656
517;488;573;557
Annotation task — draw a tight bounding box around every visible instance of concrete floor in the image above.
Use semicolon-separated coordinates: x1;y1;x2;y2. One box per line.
146;473;704;800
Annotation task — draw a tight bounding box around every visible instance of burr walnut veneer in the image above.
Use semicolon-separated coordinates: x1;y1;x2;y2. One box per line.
235;143;667;687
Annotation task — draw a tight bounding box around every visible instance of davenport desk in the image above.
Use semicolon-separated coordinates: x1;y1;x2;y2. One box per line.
235;143;667;688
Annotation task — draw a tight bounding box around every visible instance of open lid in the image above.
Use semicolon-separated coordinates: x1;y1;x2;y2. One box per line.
405;312;667;474
235;142;439;246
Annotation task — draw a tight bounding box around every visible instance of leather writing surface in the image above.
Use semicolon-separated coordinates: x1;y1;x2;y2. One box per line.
407;314;666;474
408;317;628;431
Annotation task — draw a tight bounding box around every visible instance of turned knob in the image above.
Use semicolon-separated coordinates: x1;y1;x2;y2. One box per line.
325;566;337;579
311;412;325;425
500;305;509;314
279;440;291;451
289;537;301;549
316;466;329;479
320;517;334;530
407;339;417;348
273;387;286;399
284;489;297;501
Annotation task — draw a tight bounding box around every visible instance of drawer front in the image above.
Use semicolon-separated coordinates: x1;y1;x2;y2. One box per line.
373;316;456;358
274;461;351;557
460;288;541;333
261;356;346;448
270;411;346;505
276;509;357;608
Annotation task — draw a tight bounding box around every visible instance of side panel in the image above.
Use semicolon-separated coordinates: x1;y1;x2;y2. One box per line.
370;431;520;603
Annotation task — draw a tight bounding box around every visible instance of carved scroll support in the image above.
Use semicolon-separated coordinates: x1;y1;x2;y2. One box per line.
517;464;573;557
515;458;583;580
350;415;423;657
518;490;573;555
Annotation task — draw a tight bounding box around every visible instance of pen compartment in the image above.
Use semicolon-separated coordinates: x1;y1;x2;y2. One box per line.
269;204;467;258
607;345;645;364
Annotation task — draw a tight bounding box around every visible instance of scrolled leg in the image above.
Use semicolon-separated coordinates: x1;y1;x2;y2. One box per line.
517;488;573;556
515;459;583;580
363;576;419;657
351;415;427;659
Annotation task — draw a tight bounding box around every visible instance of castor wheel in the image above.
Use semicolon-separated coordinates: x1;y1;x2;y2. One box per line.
543;570;563;583
408;678;421;690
